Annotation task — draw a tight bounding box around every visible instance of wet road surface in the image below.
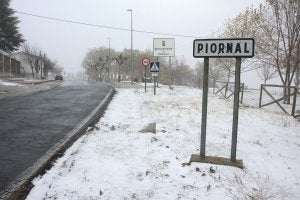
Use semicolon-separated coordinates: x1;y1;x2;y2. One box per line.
0;81;113;192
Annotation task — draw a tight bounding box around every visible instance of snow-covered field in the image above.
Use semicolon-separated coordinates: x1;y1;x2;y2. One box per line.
27;86;299;200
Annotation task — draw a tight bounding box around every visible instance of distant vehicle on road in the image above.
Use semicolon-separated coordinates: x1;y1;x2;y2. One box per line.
55;74;63;81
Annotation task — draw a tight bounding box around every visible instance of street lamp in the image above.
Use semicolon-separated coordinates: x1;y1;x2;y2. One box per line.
107;37;111;82
127;9;133;83
107;37;111;57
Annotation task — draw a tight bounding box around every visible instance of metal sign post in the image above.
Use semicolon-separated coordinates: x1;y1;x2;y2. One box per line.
200;57;209;157
144;67;147;92
150;62;160;95
142;57;151;92
231;57;241;161
168;57;173;89
190;38;254;169
144;68;147;92
152;73;159;95
154;75;156;95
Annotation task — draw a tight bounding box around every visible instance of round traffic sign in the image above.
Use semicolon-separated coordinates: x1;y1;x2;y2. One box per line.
142;57;151;67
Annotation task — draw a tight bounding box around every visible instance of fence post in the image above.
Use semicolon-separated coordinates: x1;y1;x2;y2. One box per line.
291;87;297;117
259;85;263;108
240;83;244;104
225;82;228;98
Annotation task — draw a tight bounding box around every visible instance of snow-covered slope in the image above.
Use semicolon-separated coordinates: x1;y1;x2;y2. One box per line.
27;86;300;200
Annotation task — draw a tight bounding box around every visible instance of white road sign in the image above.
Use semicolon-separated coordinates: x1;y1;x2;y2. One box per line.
193;38;254;58
153;38;175;57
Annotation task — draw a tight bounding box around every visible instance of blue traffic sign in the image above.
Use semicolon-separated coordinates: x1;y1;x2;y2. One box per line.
150;62;160;72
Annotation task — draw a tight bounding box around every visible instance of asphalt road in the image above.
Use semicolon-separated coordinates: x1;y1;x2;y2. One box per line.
0;81;113;192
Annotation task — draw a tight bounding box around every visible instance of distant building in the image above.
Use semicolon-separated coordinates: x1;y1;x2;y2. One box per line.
0;50;21;78
13;51;45;79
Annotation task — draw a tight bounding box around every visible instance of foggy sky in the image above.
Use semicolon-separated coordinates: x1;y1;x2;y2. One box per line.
11;0;263;82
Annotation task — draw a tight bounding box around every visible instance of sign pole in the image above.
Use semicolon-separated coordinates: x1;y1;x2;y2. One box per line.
191;38;254;168
154;76;156;95
200;57;209;157
150;61;159;95
141;57;150;92
168;56;172;89
155;57;159;88
231;57;241;161
144;67;147;92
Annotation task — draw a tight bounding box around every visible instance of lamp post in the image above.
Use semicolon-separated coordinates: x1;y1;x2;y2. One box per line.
107;37;111;57
127;9;133;83
107;37;111;82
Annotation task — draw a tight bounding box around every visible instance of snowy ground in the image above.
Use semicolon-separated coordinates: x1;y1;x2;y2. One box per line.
0;80;25;87
26;85;299;200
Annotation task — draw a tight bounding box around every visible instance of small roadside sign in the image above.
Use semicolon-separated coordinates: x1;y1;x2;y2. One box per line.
142;57;151;67
150;62;160;72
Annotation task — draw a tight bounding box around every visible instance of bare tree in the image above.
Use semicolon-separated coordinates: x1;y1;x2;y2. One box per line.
220;6;261;88
221;1;300;103
209;58;228;83
156;57;168;85
43;55;57;79
96;56;110;82
258;0;300;103
194;59;228;90
194;61;204;88
82;47;113;81
257;64;278;84
222;6;261;39
82;47;157;82
121;48;152;82
21;43;40;78
114;53;128;82
172;57;194;86
82;48;98;81
295;64;300;87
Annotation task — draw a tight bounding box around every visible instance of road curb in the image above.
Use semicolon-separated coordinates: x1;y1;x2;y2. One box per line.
0;81;62;101
6;79;56;85
1;86;116;200
28;80;56;85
